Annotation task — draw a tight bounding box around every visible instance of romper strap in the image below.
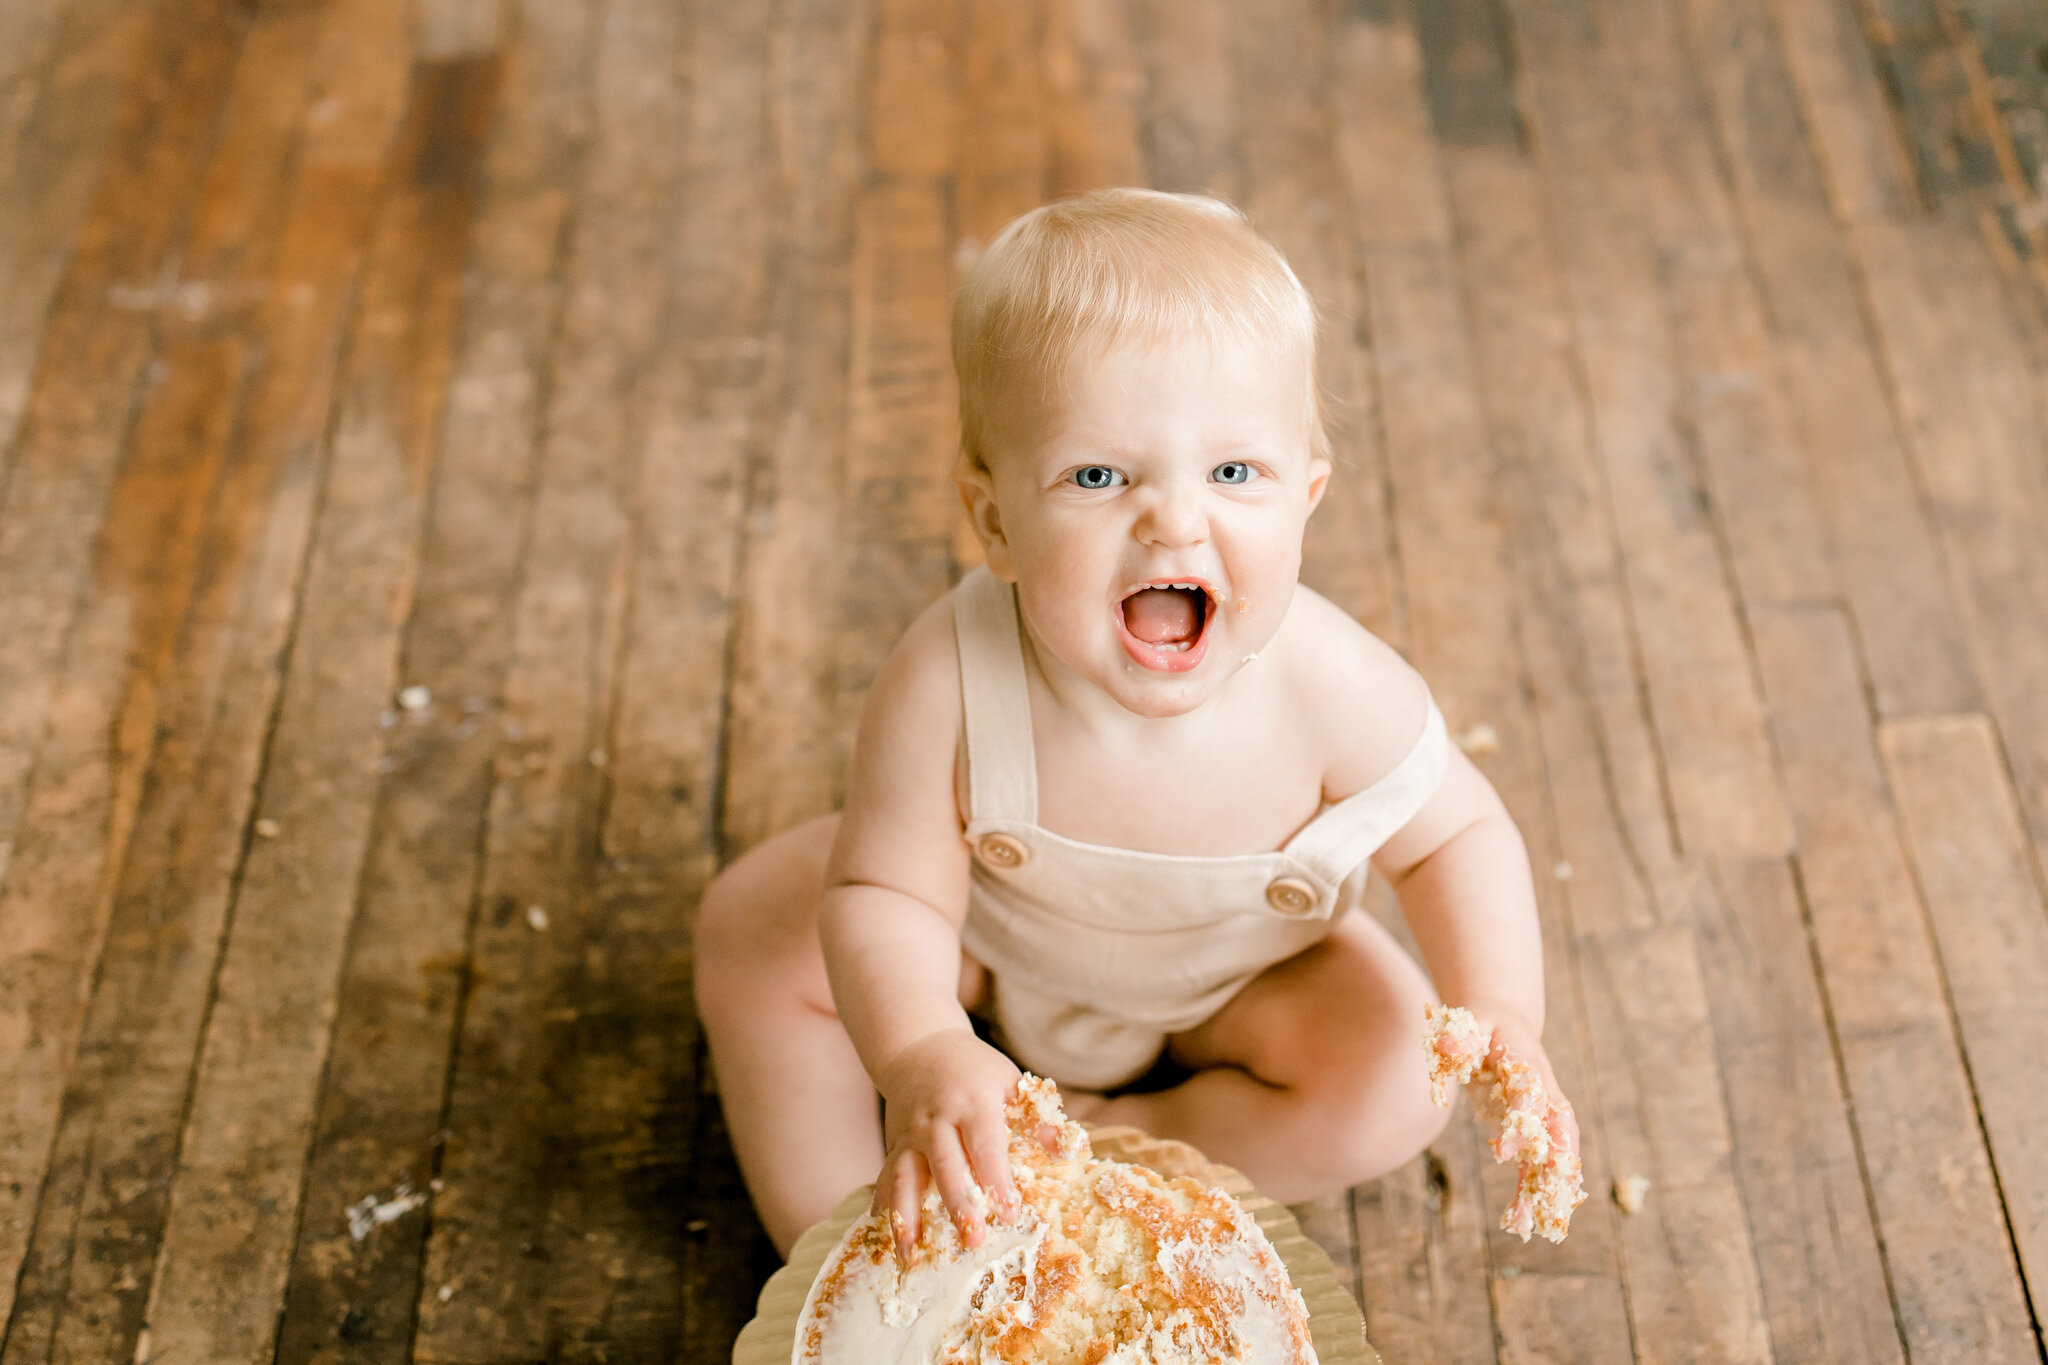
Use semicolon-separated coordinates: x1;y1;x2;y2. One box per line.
953;566;1039;824
1284;697;1450;882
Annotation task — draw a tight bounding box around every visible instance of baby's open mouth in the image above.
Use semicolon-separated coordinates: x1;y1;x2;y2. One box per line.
1117;582;1213;672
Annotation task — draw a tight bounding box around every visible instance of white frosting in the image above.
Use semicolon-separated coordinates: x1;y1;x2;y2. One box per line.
795;1205;1315;1364
796;1213;1042;1364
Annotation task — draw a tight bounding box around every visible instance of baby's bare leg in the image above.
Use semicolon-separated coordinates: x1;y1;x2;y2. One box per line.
695;815;882;1256
695;814;987;1257
1084;912;1450;1203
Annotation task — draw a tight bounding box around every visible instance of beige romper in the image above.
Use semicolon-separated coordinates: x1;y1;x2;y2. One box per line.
952;566;1452;1091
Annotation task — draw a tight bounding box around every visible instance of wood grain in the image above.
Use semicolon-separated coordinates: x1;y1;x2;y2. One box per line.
410;0;696;1351
718;0;869;856
1502;0;1793;862
136;52;490;1365
0;0;401;1346
1880;713;2048;1328
0;0;152;493
1750;603;2037;1362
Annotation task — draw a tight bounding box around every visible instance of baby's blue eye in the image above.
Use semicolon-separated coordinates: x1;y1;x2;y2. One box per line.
1213;461;1252;485
1072;465;1122;490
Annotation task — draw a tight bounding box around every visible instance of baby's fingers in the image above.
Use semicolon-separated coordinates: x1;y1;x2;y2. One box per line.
926;1123;989;1248
962;1109;1020;1222
1548;1096;1582;1157
875;1147;929;1263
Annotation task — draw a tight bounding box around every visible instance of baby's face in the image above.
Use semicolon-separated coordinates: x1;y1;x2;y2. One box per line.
962;335;1330;718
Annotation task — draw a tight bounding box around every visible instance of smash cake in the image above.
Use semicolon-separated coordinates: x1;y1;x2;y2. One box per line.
794;1076;1318;1364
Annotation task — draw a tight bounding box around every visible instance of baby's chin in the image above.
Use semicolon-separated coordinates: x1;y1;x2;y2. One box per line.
1093;652;1244;718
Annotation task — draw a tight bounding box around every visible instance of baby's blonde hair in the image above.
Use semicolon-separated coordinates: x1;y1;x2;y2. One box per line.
952;188;1327;471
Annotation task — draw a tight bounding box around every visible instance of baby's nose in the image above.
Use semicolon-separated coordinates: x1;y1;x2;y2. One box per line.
1135;484;1208;547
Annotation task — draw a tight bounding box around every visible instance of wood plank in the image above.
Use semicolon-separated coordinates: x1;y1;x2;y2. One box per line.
1749;603;2037;1361
1492;1273;1635;1365
564;0;787;1348
0;0;74;235
414;0;501;59
1676;0;1978;718
409;0;697;1351
957;0;1047;247
0;2;417;1356
268;7;590;1361
1851;0;2016;237
0;0;69;93
1498;0;1794;861
1610;0;1840;615
134;54;490;1365
1042;0;1144;197
1880;713;2048;1326
1773;0;2048;944
0;0;236;916
0;25;341;1278
1765;0;1921;220
868;0;953;182
1868;221;2048;858
1135;0;1237;197
0;0;349;1343
1695;857;1906;1362
1776;0;2048;869
0;0;151;492
1949;0;2048;239
717;0;869;856
1353;1120;1497;1365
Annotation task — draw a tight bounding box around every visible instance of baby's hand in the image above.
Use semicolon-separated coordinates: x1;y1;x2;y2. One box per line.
1469;1000;1579;1159
871;1028;1024;1259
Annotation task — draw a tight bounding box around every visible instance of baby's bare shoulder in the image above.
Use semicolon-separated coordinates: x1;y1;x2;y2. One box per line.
854;592;964;749
1277;587;1431;799
831;592;971;900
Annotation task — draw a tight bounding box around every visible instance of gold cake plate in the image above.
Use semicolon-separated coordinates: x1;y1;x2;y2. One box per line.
731;1125;1379;1364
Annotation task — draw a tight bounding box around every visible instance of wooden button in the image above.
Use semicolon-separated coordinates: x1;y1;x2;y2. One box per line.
977;832;1029;870
1265;876;1318;916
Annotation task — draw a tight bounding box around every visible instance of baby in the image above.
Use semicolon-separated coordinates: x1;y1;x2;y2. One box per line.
694;188;1575;1260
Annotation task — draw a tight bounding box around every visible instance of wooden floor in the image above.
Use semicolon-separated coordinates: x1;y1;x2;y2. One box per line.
4;0;2048;1359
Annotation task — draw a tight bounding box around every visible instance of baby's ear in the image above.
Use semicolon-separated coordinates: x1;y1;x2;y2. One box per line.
1304;456;1333;516
956;460;1017;582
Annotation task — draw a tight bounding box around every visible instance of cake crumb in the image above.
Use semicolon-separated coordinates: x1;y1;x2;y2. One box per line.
1614;1173;1651;1215
1456;723;1500;756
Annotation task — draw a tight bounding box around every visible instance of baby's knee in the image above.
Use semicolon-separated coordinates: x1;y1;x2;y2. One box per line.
1315;1074;1452;1191
1287;1016;1452;1189
692;816;836;1015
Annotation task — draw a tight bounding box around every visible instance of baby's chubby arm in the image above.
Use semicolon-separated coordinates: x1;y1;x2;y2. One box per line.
814;600;1024;1255
1300;609;1573;1151
1371;732;1576;1150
